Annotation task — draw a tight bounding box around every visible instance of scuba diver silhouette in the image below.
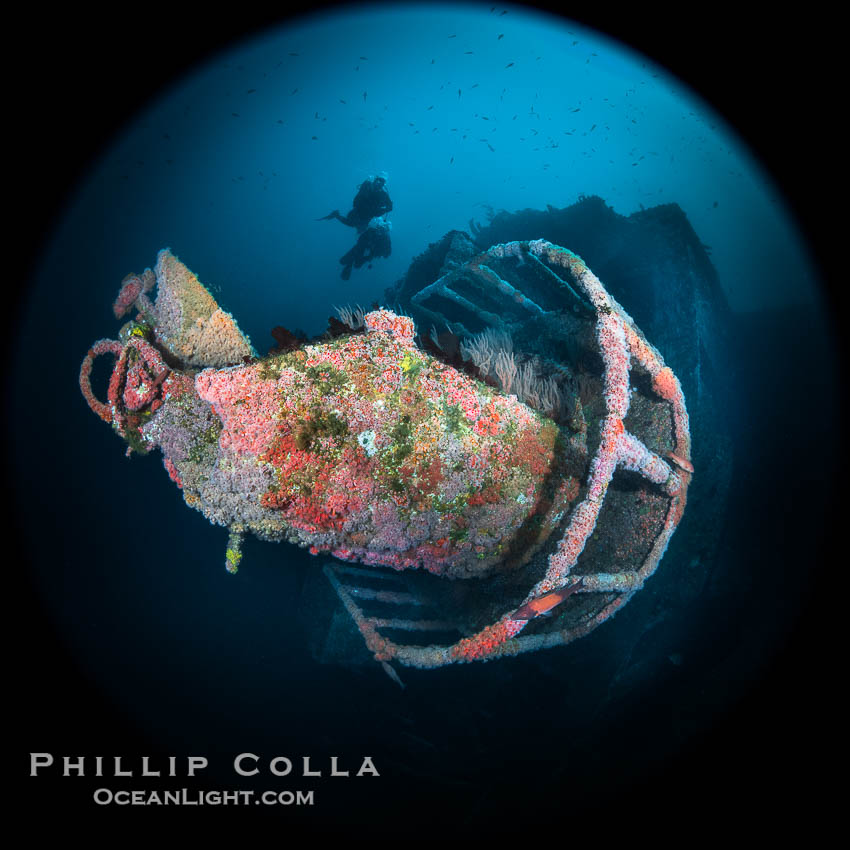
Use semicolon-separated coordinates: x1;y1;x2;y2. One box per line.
318;173;393;279
338;216;392;281
318;173;393;234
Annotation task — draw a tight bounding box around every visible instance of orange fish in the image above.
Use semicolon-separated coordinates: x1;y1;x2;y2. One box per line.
512;579;584;620
667;452;694;474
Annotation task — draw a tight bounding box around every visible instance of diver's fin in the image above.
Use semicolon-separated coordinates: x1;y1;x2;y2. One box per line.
316;210;341;221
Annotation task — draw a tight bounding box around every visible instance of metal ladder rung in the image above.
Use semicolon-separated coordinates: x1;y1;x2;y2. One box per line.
341;585;422;606
331;564;406;581
367;617;456;632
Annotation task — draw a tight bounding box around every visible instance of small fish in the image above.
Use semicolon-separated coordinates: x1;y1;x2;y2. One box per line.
512;579;584;620
458;89;462;98
448;34;456;38
465;51;474;55
498;33;504;39
427;105;434;110
667;452;694;474
471;83;479;88
231;112;239;117
291;88;298;95
500;8;507;14
505;62;514;68
450;156;454;164
246;88;256;94
288;52;299;56
339;99;346;104
360;56;368;60
486;143;495;152
311;136;318;140
363;91;367;100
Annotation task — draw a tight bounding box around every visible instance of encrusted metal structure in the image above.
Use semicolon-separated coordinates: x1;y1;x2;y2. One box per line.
80;241;692;678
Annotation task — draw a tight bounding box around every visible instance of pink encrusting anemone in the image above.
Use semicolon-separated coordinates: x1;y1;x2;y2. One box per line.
79;243;692;674
191;303;572;578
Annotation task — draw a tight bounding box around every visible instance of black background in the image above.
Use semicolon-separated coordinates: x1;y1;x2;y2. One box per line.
9;1;843;838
